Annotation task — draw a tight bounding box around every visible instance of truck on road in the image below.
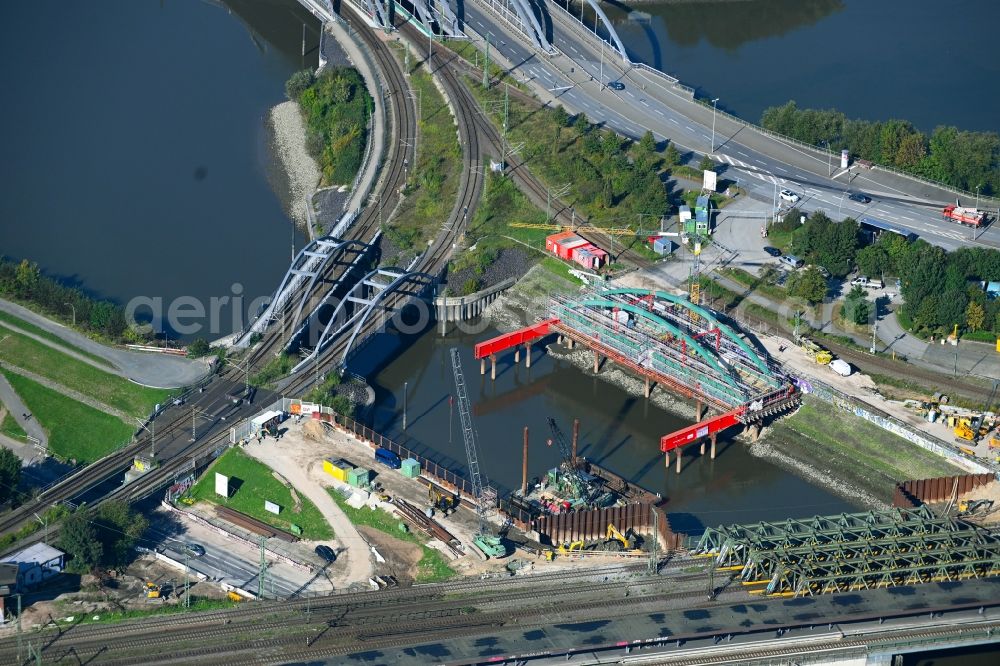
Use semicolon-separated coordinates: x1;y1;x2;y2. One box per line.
943;205;986;227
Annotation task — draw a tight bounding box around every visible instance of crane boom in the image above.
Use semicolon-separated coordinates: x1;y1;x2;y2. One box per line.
547;417;589;500
450;348;505;558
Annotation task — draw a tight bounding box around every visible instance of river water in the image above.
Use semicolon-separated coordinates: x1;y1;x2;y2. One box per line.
0;0;315;339
587;0;1000;132
352;320;855;534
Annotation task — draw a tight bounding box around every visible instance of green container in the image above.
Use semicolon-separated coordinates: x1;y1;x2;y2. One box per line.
289;523;302;535
684;220;697;234
401;458;420;478
348;467;371;488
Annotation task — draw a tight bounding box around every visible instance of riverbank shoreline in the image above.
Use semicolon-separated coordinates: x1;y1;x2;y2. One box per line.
266;101;321;230
480;263;949;513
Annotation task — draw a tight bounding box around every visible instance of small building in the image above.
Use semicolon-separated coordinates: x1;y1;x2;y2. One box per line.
571;244;607;270
652;237;674;256
545;231;589;260
678;205;692;223
251;410;284;435
2;543;65;591
323;458;354;483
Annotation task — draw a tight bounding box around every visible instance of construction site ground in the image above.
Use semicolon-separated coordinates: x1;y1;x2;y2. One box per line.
248;417;654;584
1;557;229;633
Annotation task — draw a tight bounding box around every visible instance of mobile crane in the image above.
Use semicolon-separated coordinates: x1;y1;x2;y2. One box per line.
450;348;506;558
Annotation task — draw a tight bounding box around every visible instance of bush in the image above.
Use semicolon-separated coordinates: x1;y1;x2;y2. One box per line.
285;69;315;101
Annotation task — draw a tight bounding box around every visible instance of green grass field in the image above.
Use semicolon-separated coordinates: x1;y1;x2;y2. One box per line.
1;370;133;463
188;448;333;540
0;311;112;367
769;396;959;501
0;410;26;441
385;44;461;252
329;490;455;583
0;323;172;417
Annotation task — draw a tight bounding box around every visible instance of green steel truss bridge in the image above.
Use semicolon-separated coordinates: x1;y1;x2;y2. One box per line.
694;507;1000;597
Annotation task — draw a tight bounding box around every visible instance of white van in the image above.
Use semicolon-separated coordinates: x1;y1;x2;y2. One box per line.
780;254;805;269
829;359;852;377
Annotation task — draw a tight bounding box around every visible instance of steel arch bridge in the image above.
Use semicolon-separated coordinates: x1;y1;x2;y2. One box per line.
291;266;435;373
234;235;377;349
549;288;783;409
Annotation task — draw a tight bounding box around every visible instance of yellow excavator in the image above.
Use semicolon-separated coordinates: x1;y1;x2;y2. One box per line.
606;523;636;551
428;486;458;514
958;499;994;515
546;540;586;560
955;415;991;443
145;582;161;599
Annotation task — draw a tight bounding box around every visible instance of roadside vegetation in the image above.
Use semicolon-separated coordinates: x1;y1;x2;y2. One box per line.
329;490;455;583
187;447;333;540
1;411;27;442
59;501;148;573
760;101;1000;196
1;370;133;463
0;310;111;367
250;352;295;388
0;504;70;552
302;373;356;418
767;397;960;503
0;447;21;504
285;67;372;186
0;258;148;344
0;322;172;417
384;44;462;254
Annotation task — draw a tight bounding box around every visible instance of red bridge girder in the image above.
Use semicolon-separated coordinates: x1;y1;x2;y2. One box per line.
474;318;560;360
660;408;745;453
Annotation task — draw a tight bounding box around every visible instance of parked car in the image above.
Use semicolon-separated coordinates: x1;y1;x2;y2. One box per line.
779;189;800;203
780;254;804;269
808;265;831;278
829;359;852;377
184;543;205;557
848;192;872;204
315;545;336;563
763;246;781;257
607;81;625;91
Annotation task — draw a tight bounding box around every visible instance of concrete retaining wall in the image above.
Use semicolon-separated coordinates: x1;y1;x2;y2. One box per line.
434;277;515;322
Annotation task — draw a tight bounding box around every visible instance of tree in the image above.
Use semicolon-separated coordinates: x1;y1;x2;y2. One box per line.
856;244;891;279
0;447;20;505
14;259;39;297
843;286;871;325
639;130;656;154
94;500;148;570
966;301;986;332
284;69;315;101
791;266;827;304
60;507;103;573
187;338;210;358
664;143;680;167
698;154;715;173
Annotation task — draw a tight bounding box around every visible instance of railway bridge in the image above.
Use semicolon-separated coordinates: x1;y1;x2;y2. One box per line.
475;287;800;471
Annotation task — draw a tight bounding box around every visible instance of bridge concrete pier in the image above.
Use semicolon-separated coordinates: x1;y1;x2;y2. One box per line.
491;354;497;381
525;342;532;368
593;350;601;374
711;433;717;459
514;347;520;364
481;358;485;375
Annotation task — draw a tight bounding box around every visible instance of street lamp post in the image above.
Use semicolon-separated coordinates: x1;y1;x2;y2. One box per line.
64;303;75;327
402;381;408;431
599;39;604;91
824;140;832;177
710;98;720;153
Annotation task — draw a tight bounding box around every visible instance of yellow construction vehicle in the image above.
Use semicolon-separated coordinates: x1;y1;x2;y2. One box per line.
799;337;833;365
227;590;244;603
428;486;457;513
958;499;994;515
606;523;636;551
145;582;161;599
955;420;978;441
556;540;585;556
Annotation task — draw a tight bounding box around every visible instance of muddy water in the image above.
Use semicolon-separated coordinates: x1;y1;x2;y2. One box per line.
351;320;856;535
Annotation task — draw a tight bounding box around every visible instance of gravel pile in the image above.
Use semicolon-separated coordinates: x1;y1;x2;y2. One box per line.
446;248;532;293
268;101;321;227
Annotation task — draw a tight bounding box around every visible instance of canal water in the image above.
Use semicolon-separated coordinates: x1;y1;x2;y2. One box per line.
352;320;856;535
0;0;316;339
584;0;1000;132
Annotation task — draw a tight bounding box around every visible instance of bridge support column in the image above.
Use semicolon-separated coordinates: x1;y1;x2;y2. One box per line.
514;347;520;364
644;377;651;398
490;354;497;381
526;342;532;368
675;449;682;474
571;418;579;464
480;358;485;375
593;351;601;374
522;426;529;496
699;440;705;456
567;338;574;350
711;433;717;460
695;399;703;422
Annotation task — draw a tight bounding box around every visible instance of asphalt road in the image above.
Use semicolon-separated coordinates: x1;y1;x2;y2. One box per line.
459;0;998;253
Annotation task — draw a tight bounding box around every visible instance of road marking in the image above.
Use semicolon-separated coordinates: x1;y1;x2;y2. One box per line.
570;45;579;54
737;151;749;158
669;118;679;125
654;109;664;117
900;215;916;221
476;20;485;28
754;159;766;166
641;100;650;107
754;173;766;181
769;176;778;185
685;125;694;131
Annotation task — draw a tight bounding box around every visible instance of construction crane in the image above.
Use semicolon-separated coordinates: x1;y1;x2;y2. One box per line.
546;417;589;501
450;348;506;559
508;222;642;236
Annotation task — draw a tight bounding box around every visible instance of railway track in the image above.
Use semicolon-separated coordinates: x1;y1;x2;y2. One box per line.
0;566;729;665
